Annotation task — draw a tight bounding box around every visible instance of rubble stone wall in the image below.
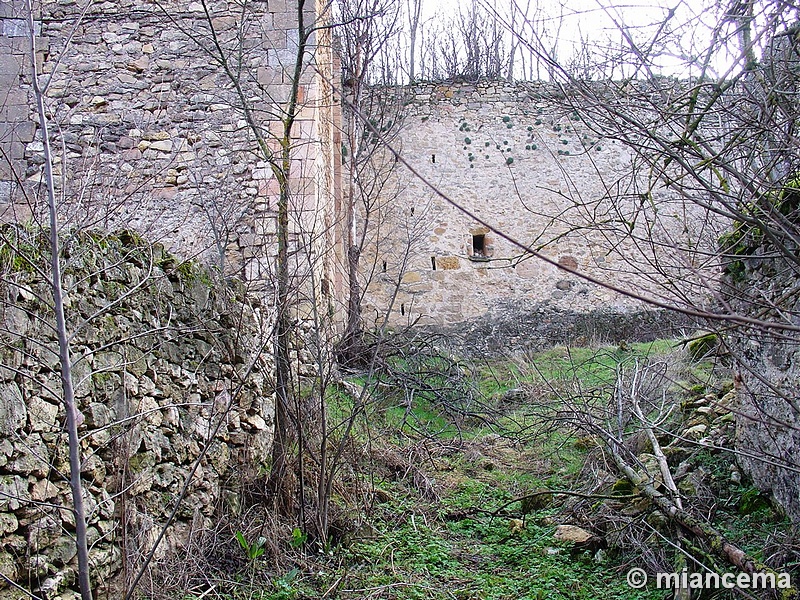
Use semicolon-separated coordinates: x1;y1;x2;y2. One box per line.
0;228;273;598
724;249;800;522
0;0;342;301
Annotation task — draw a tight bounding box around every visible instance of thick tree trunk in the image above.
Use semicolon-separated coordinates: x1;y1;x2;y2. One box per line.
338;243;365;365
337;41;368;368
265;0;311;518
338;169;367;366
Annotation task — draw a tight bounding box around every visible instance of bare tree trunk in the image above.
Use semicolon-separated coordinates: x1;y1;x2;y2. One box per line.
268;154;295;513
266;0;309;515
340;40;365;367
339;236;364;363
407;0;422;82
336;0;403;366
26;3;92;598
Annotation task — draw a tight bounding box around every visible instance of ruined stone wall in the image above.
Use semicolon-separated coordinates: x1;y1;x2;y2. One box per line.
723;249;800;523
0;227;273;598
0;4;343;592
363;81;721;343
0;0;343;305
0;0;43;205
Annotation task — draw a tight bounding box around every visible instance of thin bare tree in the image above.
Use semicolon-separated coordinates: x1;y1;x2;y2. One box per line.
24;2;92;594
406;0;422;82
335;0;406;365
157;0;324;515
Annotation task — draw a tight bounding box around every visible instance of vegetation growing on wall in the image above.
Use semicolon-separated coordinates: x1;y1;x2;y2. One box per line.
0;223;272;599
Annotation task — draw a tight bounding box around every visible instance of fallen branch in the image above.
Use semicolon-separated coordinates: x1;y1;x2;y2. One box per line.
631;387;682;510
631;386;688;600
609;442;798;598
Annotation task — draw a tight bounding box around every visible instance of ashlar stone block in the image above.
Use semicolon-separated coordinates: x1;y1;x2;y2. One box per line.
256;65;282;86
267;0;290;12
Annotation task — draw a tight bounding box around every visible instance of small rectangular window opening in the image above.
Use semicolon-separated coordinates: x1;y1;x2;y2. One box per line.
472;234;486;257
431;154;436;163
400;303;406;316
382;260;387;273
410;207;415;216
431;256;436;270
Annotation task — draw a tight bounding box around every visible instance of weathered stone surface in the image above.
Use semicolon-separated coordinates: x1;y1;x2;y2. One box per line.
28;397;59;431
10;432;50;476
0;382;26;436
554;524;593;544
3;305;29;337
0;227;275;595
724;243;800;522
555;279;573;291
436;256;460;270
50;537;77;566
428;303;692;356
364;82;715;334
27;514;61;553
0;1;332;594
86;402;112;429
37;569;73;597
148;139;173;153
31;479;58;502
0;512;18;535
0;551;18;586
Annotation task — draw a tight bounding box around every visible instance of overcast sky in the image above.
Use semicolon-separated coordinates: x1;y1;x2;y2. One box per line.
411;0;755;78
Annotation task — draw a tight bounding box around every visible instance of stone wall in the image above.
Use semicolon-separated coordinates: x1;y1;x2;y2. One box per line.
433;302;694;357
723;246;800;522
0;227;273;598
0;0;343;304
363;81;722;335
0;0;43;206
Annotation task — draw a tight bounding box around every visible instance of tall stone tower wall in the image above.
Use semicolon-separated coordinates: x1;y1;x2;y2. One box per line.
0;0;343;303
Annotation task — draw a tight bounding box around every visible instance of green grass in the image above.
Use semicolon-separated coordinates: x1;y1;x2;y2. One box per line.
316;338;758;600
383;401;459;437
341;477;662;600
477;339;676;398
326;381;460;441
330;415;663;600
197;338;791;600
